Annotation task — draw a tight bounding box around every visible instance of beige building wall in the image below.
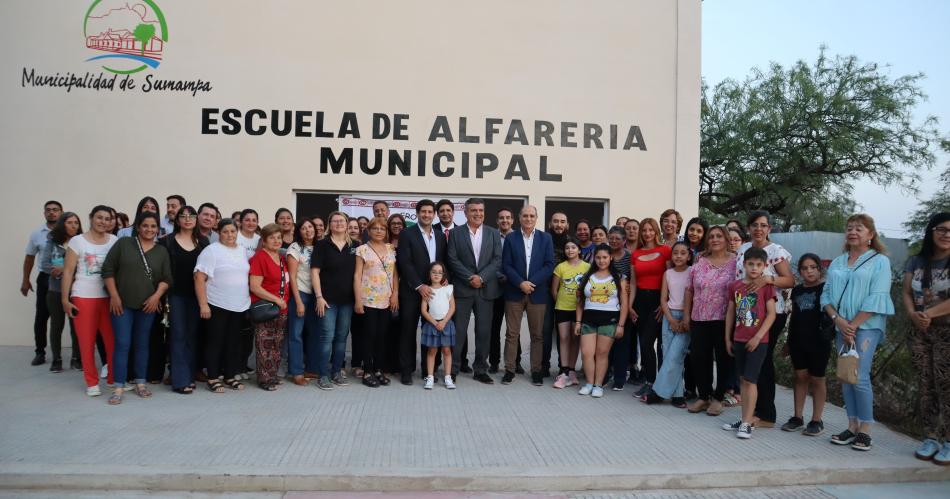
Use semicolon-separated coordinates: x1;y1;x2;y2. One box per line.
0;0;700;346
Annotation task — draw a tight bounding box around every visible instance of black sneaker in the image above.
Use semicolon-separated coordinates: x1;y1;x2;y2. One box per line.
515;364;525;375
831;429;856;445
671;397;687;408
531;372;543;386
488;364;499;374
460;363;473;374
781;416;805;432
30;354;45;366
611;381;625;391
633;383;652;398
70;358;82;370
473;373;494;384
541;368;552;379
400;372;413;386
49;359;63;373
501;371;515;385
641;391;664;405
803;420;825;436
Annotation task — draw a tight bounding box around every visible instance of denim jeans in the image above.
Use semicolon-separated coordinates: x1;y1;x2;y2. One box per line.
287;292;318;376
836;328;883;424
317;303;353;378
168;294;199;389
111;307;156;385
652;310;689;399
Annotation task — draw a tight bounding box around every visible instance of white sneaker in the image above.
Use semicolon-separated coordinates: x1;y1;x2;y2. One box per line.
100;364;108;379
444;375;456;390
424;376;434;390
86;385;101;397
736;422;754;439
591;386;605;398
578;383;593;396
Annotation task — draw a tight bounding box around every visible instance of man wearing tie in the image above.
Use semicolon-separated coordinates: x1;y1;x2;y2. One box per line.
500;205;555;386
447;198;502;383
436;198;471;373
396;199;447;385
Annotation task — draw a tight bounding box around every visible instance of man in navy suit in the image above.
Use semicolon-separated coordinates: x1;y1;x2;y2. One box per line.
446;198;502;383
396;199;446;385
501;205;555;386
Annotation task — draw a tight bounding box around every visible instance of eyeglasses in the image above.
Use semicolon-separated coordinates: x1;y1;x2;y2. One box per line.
178;215;197;221
933;227;950;236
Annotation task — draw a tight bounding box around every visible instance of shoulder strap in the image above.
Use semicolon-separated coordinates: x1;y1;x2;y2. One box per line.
834;251;877;310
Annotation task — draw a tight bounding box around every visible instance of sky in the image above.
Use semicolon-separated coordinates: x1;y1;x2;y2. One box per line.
702;0;950;238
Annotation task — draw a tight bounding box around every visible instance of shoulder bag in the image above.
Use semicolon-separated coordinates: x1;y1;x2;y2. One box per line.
248;254;285;323
829;251;877;384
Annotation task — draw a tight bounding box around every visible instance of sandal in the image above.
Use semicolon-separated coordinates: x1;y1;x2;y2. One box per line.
188;383;197;390
134;385;152;398
259;381;278;391
362;374;380;388
851;432;873;451
207;380;226;393
224;378;245;391
375;371;391;386
173;386;194;394
108;392;123;405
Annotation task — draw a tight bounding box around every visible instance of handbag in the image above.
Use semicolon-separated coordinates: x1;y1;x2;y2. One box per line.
247;254;285;323
836;342;860;384
820;252;878;343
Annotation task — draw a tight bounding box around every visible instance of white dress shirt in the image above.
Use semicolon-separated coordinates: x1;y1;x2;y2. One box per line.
467;224;483;266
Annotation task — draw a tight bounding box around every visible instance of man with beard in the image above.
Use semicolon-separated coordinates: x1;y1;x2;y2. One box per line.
21;200;63;366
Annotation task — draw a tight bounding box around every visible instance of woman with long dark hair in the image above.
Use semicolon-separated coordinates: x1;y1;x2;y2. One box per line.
287;219;318;385
624;219;640;253
574;244;629;398
62;206;117;396
903;212;950;463
275;208;295;250
44;212;83;372
821;213;894;451
102;211;172;404
117;196;161;238
684;217;708;256
162;206;209;394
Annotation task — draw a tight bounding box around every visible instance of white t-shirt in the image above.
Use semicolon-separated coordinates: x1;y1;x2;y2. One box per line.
426;285;454;320
68;233;118;298
735;241;792;314
237;232;260;260
194;242;251;312
584;274;621;312
286;242;313;294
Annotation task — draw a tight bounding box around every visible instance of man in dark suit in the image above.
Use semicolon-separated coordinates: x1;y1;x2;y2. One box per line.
500;205;555;386
447;198;502;383
396;199;446;386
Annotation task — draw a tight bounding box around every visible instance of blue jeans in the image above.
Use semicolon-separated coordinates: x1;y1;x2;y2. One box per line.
836;328;882;424
653;310;690;399
287;292;319;376
111;307;156;386
168;295;199;390
317;303;352;378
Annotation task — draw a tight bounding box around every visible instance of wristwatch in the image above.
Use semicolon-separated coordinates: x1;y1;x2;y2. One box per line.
830;313;838;321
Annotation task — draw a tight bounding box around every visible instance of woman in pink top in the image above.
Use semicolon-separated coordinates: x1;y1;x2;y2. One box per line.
684;226;737;416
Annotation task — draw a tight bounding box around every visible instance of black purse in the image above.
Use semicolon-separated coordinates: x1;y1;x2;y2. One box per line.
247;254;285;323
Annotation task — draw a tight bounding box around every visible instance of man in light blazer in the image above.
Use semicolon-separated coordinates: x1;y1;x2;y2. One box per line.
446;198;502;383
500;205;555;386
396;199;447;385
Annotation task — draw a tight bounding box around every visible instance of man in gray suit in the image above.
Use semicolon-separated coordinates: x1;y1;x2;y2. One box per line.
447;198;502;383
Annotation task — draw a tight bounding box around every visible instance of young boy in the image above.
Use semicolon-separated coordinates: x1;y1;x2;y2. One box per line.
722;246;777;439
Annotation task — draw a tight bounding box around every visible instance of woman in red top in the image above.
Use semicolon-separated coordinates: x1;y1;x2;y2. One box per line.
630;217;672;396
249;223;289;391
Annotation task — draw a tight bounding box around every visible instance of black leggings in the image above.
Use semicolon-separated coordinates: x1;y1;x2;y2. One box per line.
634;289;661;383
205;305;244;380
754;313;788;423
690;319;733;401
358;307;391;373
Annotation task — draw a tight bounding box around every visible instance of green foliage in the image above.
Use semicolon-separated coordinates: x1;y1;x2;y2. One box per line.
905;138;950;240
701;47;940;229
132;23;156;56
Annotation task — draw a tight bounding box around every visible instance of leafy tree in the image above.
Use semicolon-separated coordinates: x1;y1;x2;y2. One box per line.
701;48;939;230
132;23;156;56
905;138;950;239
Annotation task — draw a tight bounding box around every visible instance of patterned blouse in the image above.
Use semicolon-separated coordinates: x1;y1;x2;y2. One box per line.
688;254;738;321
356;243;397;309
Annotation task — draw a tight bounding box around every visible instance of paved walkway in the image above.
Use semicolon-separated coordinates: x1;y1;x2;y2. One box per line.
1;345;948;493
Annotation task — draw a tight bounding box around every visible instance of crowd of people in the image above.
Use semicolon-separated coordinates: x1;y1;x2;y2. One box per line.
19;196;950;461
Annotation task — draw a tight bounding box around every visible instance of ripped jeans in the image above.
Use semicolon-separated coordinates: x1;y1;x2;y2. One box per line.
836;328;883;424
